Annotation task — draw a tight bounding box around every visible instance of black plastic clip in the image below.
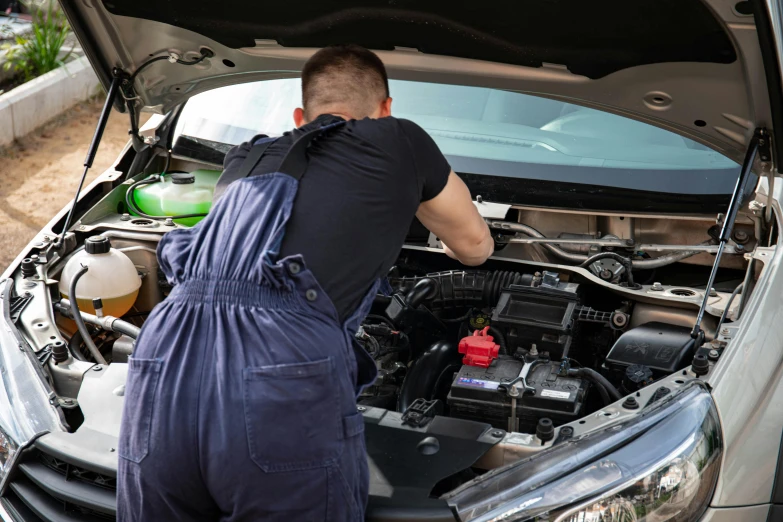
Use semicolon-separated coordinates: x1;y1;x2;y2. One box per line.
401;399;442;428
757;128;772;163
9;290;33;324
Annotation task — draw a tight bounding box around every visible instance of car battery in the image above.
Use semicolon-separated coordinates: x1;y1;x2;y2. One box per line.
447;357;588;432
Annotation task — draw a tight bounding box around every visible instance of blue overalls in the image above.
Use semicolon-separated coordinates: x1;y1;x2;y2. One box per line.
117;122;379;521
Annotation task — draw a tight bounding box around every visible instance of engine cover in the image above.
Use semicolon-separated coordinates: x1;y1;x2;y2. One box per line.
605;322;694;375
447;357;588;432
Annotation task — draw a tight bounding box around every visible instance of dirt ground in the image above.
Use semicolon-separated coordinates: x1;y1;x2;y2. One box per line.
0;96;149;268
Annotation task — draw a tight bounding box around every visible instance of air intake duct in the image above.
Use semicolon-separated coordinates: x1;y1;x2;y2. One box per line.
389;270;533;309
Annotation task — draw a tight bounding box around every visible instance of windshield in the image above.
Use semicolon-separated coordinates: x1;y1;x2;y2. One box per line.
173;78;739;195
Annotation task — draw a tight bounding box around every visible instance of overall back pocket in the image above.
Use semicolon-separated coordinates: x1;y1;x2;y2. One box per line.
243;357;341;472
118;358;162;464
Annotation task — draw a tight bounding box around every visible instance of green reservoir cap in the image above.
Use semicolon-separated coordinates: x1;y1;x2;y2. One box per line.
170;173;195;185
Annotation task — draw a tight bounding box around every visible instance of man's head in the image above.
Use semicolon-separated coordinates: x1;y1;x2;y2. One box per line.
294;44;392;126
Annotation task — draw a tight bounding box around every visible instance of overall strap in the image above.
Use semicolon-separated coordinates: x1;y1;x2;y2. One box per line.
277;121;346;181
215;121;346;201
214;137;278;201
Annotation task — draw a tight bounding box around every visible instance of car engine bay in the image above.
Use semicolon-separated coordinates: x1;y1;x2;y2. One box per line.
356;252;737;437
2;150;771;501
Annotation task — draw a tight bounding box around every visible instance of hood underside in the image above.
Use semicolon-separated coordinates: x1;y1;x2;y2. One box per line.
61;0;778;165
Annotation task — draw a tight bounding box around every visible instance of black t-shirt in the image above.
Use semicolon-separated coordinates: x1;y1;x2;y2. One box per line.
222;114;451;320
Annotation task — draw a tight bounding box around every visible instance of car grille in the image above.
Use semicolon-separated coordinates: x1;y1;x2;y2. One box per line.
1;446;116;521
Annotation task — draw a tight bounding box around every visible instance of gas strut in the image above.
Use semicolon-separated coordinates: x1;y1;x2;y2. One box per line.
55;74;121;248
54;49;215;248
691;128;770;343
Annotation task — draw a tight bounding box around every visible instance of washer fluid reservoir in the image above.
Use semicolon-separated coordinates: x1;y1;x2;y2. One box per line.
131;170;220;226
59;236;141;318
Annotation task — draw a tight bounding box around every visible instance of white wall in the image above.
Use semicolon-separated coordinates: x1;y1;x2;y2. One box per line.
0;55;101;148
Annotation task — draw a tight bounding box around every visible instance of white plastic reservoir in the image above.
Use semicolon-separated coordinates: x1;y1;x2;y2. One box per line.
59;236;141;317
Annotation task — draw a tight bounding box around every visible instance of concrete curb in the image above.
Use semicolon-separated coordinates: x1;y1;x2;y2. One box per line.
0;55;100;148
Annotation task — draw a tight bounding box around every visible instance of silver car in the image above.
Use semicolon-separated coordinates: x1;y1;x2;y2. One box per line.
0;0;780;520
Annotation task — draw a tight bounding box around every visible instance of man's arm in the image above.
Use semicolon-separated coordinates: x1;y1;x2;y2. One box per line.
416;171;494;266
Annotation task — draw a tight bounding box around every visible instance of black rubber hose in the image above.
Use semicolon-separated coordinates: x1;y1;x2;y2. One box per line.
69;266;107;365
127;55;169;86
579;252;640;289
125;153;209;221
488;326;507;355
365;314;396;329
125;175;209;221
406;278;438;309
737;258;756;320
568;368;622;402
127;52;210;91
67;331;86;361
715;283;744;334
485;271;530;304
390;270;533;310
398;341;461;412
592;379;612;405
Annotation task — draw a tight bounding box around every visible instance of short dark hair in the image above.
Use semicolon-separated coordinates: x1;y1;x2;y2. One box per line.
301;44;390;120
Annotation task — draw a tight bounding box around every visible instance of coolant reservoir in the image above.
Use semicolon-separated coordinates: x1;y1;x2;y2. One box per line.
59;236;141;318
131;170;220;226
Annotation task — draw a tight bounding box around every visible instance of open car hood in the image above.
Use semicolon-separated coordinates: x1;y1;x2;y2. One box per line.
61;0;781;165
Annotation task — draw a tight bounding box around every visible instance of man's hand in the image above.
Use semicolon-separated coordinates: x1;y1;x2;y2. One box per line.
417;171;494;266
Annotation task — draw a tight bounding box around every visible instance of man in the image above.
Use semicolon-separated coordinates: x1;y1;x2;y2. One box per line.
118;44;492;521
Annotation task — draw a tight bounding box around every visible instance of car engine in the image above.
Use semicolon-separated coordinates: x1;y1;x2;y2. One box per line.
18;223;729;448
354;260;702;434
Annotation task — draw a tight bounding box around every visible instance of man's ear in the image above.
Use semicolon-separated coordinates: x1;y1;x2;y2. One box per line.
293;107;306;128
380;97;392;118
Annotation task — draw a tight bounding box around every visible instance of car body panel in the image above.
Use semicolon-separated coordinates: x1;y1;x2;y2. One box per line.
705;191;783;505
703;2;783;506
700;504;771;521
59;0;772;166
100;0;737;78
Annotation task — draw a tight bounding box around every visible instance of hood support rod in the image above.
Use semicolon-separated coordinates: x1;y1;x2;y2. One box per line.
55;74;121;249
691;127;768;341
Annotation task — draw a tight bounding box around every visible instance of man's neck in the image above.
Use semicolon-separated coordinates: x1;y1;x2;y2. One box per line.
308;112;351;123
322;112;352;121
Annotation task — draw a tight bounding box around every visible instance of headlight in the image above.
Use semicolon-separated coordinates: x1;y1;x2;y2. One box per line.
0;280;62;486
0;426;18;477
446;383;721;522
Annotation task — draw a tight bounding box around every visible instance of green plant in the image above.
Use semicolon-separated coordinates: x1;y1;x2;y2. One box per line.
1;2;73;82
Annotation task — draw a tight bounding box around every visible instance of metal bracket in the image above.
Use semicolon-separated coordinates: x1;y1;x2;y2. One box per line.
401;399;442;428
140;132;160;146
9;291;33;325
758;130;772;163
426;232;441;249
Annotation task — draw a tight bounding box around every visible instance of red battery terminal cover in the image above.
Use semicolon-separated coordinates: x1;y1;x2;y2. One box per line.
458;326;500;368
